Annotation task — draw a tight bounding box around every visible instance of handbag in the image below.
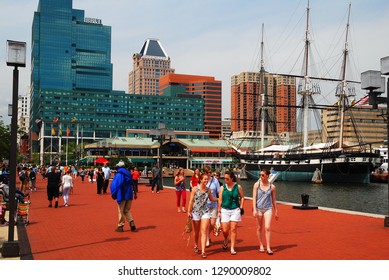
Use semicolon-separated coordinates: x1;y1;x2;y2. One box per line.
182;216;192;246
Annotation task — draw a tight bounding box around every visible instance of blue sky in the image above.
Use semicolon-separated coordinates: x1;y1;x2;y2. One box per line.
1;0;388;124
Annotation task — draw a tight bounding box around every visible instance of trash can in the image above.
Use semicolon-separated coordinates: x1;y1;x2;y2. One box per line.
301;193;309;207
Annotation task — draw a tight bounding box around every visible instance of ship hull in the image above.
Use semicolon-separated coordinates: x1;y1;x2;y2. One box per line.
241;152;379;183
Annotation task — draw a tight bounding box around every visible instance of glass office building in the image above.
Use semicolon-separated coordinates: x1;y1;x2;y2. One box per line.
30;0;205;162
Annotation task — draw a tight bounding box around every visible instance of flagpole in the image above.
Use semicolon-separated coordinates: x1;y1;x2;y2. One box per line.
50;123;53;165
59;123;62;164
81;125;84;159
39;121;44;165
66;125;69;166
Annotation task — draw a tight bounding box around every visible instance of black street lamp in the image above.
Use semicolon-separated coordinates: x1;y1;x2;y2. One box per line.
361;56;389;227
3;40;26;257
150;123;174;190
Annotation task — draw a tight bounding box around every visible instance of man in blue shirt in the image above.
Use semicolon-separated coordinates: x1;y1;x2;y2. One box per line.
110;161;137;232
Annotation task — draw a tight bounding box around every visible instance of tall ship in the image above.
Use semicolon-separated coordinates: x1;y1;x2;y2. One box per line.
230;2;382;183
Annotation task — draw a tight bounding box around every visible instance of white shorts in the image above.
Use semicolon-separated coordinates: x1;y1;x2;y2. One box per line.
256;208;272;216
209;207;218;219
192;211;210;221
221;208;241;223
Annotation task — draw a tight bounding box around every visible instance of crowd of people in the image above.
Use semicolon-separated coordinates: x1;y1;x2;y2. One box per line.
1;161;279;259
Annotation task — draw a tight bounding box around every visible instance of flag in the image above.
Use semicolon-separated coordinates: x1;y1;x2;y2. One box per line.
59;128;63;136
66;127;71;136
53;117;59;123
71;116;77;122
359;96;369;105
35;118;42;129
51;127;56;136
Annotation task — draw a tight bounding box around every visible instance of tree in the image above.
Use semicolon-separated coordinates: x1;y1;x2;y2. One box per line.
0;119;11;160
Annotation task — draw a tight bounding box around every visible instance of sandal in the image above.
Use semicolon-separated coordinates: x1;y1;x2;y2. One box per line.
230;250;237;255
181;209;187;213
259;247;265;253
194;245;199;253
222;240;228;250
267;249;274;255
201;252;207;258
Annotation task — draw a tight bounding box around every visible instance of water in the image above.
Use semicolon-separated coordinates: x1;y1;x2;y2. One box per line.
163;177;388;216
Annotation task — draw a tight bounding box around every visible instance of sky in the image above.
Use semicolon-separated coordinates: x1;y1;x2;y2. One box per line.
1;0;388;125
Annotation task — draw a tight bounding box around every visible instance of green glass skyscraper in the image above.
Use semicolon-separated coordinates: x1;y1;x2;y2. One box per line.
29;0;206;164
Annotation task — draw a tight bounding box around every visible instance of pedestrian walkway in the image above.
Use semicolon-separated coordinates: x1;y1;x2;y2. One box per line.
1;175;389;260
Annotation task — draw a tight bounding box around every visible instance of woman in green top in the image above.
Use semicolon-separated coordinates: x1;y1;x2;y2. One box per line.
217;170;245;255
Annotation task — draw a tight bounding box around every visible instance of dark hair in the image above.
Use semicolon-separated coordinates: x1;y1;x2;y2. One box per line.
224;170;237;182
175;167;184;177
260;168;270;176
203;165;211;173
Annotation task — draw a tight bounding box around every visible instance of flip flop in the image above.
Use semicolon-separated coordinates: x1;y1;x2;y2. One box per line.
222;240;228;250
230;250;237;255
259;248;265;253
267;249;274;255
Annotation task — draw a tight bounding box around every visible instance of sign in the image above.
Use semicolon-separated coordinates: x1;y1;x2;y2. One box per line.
84;18;102;24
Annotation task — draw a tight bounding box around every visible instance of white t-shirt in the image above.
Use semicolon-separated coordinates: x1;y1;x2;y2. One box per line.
62;174;73;188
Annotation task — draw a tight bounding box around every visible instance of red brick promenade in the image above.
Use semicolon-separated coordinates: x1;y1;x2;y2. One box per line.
12;176;389;260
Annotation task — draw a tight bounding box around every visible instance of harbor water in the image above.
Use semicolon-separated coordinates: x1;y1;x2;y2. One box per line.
163;177;388;216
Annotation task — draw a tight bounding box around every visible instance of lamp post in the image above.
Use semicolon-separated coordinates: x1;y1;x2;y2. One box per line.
3;40;26;257
150;123;174;190
361;56;389;227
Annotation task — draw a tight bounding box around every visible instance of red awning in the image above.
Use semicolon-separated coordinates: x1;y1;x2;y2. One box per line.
190;149;222;153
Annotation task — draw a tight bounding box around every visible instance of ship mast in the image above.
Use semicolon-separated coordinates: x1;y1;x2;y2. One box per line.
260;23;266;149
298;0;320;149
337;3;352;149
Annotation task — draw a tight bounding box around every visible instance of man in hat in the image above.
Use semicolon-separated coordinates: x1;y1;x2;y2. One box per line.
110;160;137;232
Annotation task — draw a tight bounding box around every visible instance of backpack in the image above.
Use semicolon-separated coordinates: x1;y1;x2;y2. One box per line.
19;171;26;181
29;171;36;180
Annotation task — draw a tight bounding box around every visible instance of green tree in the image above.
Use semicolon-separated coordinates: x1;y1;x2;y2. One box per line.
0;119;11;160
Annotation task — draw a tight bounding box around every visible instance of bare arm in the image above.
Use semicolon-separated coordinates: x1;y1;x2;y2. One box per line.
252;181;259;216
271;185;279;220
217;186;224;214
187;187;196;217
208;188;218;202
238;184;245;209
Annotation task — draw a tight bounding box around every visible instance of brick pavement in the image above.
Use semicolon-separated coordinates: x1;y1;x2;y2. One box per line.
2;175;389;260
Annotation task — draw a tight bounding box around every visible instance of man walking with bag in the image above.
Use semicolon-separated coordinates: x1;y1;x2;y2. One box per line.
110;160;137;232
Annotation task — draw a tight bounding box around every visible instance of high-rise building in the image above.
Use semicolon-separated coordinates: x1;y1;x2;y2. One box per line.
159;73;222;139
18;94;29;134
128;39;175;95
29;1;205;165
322;105;387;145
230;72;296;134
30;0;116;144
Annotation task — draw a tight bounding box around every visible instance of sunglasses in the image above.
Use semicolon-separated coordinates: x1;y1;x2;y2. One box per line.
260;174;266;177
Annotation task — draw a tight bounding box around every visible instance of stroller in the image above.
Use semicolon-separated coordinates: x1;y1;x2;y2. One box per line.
16;193;30;226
